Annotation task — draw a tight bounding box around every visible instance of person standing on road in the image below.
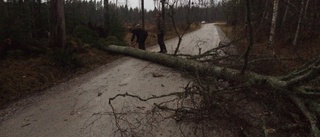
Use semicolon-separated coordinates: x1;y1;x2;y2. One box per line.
156;12;167;53
130;26;148;50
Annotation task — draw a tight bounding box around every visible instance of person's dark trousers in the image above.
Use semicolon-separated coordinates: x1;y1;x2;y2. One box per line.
138;33;148;50
157;33;167;52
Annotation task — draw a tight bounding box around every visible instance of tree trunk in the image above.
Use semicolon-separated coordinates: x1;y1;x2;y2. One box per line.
102;45;320;93
0;0;7;33
260;0;269;25
102;44;320;136
33;0;41;39
304;0;310;19
281;0;289;31
0;0;6;16
141;0;144;29
268;0;279;47
104;0;109;36
161;0;165;20
50;0;66;48
187;0;191;24
293;0;305;46
241;0;253;73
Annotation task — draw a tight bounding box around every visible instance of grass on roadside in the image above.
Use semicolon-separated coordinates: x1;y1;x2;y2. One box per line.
0;22;201;108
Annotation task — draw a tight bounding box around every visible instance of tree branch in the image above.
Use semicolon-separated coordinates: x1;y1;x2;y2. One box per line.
289;95;320;137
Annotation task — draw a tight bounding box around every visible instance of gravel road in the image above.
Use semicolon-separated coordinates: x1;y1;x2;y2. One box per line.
0;23;224;137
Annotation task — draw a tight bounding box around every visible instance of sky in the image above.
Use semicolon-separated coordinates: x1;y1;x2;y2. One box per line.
118;0;155;11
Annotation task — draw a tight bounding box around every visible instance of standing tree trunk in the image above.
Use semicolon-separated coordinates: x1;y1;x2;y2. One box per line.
0;0;7;36
0;0;6;16
293;0;305;46
260;0;269;25
104;0;109;36
281;0;290;31
304;0;310;19
33;0;41;39
187;0;191;25
161;0;165;21
50;0;66;48
310;0;319;38
268;0;279;47
141;0;145;29
241;0;253;73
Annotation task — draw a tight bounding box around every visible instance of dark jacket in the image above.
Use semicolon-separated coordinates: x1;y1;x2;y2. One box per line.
131;28;148;42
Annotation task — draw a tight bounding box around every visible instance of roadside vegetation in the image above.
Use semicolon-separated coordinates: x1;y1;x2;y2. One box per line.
105;0;320;137
0;0;203;107
1;0;319;136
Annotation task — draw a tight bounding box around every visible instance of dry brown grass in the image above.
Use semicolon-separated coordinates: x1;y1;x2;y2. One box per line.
217;23;320;75
0;48;120;107
0;23;200;108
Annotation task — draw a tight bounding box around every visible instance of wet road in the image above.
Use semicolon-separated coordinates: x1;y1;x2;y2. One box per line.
0;23;223;137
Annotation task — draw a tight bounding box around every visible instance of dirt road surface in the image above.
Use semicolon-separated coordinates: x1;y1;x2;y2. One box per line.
0;24;225;137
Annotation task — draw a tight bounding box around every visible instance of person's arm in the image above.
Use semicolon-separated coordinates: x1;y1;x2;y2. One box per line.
131;30;135;42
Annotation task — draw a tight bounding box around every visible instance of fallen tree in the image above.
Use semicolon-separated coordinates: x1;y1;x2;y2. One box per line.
103;45;320;136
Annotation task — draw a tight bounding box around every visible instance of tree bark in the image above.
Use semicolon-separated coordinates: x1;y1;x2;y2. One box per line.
293;0;305;46
0;0;6;16
102;44;320;136
268;0;279;47
281;0;289;31
104;0;109;36
50;0;66;48
304;0;310;19
260;0;269;25
141;0;145;29
161;0;165;20
105;45;320;90
34;0;41;39
241;0;253;73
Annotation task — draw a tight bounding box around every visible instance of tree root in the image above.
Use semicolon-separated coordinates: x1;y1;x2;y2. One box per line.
289;95;320;137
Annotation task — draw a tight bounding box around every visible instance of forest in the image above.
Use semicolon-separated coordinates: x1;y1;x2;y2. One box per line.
0;0;225;106
0;0;320;136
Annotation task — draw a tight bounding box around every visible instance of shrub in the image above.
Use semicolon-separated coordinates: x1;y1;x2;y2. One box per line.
106;36;125;46
92;38;108;50
73;25;99;44
6;50;24;59
48;48;82;70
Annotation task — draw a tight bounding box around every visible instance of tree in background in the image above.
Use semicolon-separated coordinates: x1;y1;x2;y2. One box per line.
141;0;145;29
104;0;109;36
0;0;228;55
50;0;66;48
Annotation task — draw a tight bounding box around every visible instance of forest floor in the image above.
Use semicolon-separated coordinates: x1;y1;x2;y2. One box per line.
217;24;320;75
215;24;320;136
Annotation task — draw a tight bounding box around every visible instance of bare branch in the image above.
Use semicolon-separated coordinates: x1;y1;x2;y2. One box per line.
289;95;320;137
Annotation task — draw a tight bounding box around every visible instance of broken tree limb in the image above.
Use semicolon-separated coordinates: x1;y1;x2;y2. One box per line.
103;45;289;90
104;45;319;136
289;95;320;137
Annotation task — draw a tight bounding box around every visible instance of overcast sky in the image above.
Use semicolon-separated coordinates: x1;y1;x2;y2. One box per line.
117;0;155;11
